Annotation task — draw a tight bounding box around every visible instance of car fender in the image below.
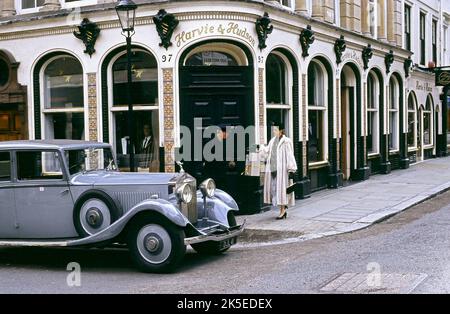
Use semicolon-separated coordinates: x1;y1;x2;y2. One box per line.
196;189;239;227
68;198;189;247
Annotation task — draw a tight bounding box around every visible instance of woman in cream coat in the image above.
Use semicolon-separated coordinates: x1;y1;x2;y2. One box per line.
259;123;297;219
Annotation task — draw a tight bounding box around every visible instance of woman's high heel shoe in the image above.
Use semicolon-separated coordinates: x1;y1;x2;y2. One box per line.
276;211;287;220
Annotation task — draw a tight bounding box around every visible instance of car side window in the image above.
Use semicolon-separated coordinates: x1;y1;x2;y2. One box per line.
17;151;63;181
0;152;11;182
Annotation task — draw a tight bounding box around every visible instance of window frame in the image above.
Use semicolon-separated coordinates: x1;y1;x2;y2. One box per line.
423;96;434;148
407;93;418;150
107;49;160;167
432;18;438;65
0;151;13;183
404;4;411;51
39;55;86;141
307;61;328;165
366;73;379;156
16;0;45;14
278;0;295;10
388;78;400;152
265;52;293;141
62;0;97;10
369;0;378;39
420;11;427;66
15;149;67;182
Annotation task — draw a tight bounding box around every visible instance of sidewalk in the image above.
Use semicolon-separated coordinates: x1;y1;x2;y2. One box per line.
237;156;450;244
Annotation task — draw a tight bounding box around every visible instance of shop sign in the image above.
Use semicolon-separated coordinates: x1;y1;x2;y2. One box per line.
436;70;450;87
416;81;433;93
174;22;257;48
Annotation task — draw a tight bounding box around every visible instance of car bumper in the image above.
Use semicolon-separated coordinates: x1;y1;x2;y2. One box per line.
184;221;245;246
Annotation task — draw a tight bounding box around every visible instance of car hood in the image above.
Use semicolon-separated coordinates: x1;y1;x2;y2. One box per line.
70;171;182;186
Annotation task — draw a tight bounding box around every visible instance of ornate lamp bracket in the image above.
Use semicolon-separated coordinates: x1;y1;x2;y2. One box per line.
300;25;315;58
362;44;373;70
385;50;395;74
153;9;179;50
255;12;273;50
404;56;413;78
73;18;101;58
334;35;346;65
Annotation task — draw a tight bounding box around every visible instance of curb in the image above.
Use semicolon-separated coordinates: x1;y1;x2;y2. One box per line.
234;182;450;249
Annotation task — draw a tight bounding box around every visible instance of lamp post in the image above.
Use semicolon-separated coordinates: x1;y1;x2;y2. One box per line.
116;0;138;172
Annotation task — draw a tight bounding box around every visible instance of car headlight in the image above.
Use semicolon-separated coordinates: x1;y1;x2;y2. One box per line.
176;183;193;203
199;178;216;198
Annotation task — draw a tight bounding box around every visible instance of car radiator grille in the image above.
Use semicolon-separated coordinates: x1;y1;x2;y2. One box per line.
114;192;161;212
179;180;197;224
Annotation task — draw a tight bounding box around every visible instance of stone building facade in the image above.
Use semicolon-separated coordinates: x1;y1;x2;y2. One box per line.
0;0;449;211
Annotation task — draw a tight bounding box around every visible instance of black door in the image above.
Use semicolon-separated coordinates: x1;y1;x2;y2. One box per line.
179;66;254;209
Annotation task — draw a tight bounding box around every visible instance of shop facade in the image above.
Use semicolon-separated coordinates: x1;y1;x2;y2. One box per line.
0;0;448;212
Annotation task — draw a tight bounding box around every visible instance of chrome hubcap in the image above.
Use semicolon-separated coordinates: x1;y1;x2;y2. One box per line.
144;235;161;253
80;199;111;236
86;208;103;228
137;224;171;264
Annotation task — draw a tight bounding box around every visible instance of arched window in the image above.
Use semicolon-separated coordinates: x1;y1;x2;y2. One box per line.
367;73;379;154
185;51;238;67
266;53;291;139
42;55;84;140
307;61;327;163
110;50;159;171
407;93;417;148
388;77;399;151
423;96;433;146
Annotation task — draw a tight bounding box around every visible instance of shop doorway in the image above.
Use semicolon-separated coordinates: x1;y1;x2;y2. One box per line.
178;41;255;209
340;64;359;181
340;87;352;180
0;107;24;141
0;51;27;141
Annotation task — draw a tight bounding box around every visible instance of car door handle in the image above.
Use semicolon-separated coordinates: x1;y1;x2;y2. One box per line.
60;189;70;195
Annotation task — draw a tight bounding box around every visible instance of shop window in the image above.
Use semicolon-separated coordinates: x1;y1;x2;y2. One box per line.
265;53;291;140
113;51;158;106
266;54;287;106
423;96;433;146
0;152;11;182
42;55;84;140
308;62;327;163
388;78;399;151
407;93;417;148
111;50;159;172
367;73;379;154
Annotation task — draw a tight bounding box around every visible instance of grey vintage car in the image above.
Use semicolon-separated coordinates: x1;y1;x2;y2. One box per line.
0;140;244;273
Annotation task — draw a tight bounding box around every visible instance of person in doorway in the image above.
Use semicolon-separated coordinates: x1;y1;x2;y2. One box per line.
259;122;297;220
203;124;239;190
138;124;159;172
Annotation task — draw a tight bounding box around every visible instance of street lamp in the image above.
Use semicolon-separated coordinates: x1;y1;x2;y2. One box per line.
116;0;138;172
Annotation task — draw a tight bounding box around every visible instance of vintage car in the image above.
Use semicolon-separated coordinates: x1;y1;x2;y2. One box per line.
0;140;244;273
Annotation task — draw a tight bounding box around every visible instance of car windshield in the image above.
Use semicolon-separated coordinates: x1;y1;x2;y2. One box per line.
65;147;118;175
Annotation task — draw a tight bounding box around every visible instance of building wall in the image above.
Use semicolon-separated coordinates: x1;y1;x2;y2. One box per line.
0;0;448;197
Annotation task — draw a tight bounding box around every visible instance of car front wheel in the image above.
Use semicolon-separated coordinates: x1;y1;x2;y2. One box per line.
127;216;186;273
